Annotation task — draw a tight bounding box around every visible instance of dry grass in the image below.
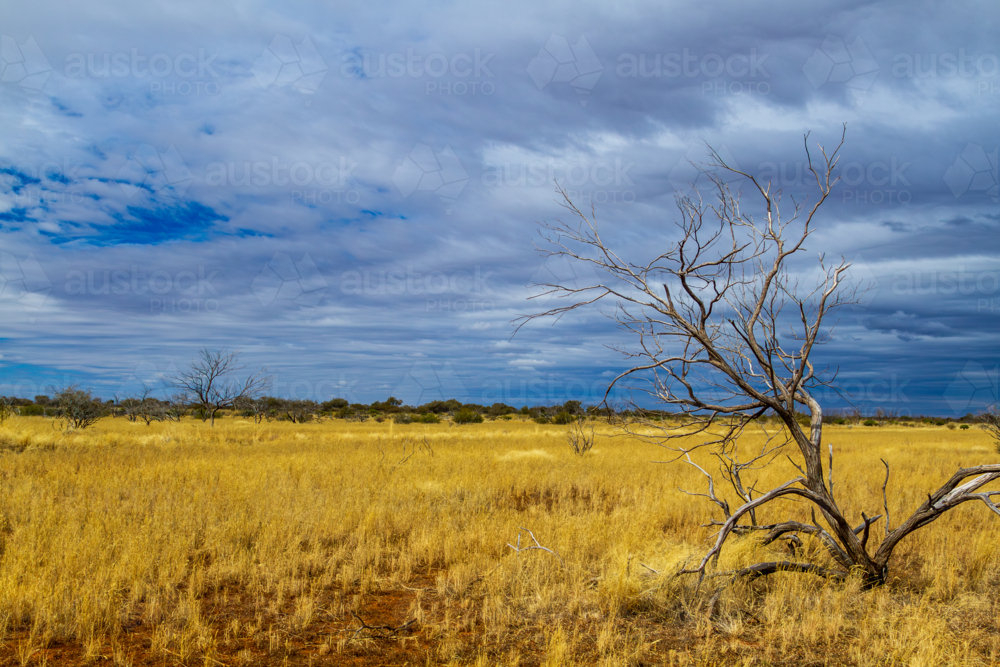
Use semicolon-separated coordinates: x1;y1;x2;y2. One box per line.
0;416;997;666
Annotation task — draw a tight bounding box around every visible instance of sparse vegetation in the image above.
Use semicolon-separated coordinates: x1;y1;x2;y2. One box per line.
0;415;996;665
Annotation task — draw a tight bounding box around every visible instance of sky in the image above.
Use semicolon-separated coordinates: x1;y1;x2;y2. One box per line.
0;0;997;416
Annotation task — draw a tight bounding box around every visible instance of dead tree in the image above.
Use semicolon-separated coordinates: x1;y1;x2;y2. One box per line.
115;386;164;425
166;349;272;428
567;420;596;455
235;396;269;424
516;127;1000;589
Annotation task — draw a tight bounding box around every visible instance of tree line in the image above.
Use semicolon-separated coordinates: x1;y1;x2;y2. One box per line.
0;348;614;429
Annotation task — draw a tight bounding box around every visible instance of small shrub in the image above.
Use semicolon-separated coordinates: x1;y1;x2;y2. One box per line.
453;409;483;424
552;411;574;425
52;386;108;429
960;424;970;430
394;413;413;424
498;414;512;421
946;423;956;430
533;416;550;424
863;419;878;427
567;422;595;455
0;398;18;424
417;413;440;424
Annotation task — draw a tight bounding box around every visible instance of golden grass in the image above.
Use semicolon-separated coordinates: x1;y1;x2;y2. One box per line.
0;416;997;666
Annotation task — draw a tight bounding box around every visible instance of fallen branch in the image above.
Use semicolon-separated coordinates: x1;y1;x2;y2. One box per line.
350;611;416;639
506;527;566;567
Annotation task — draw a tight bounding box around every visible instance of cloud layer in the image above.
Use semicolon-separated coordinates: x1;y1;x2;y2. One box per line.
0;0;997;415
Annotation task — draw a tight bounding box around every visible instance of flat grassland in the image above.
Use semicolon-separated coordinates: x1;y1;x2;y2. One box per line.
0;416;997;666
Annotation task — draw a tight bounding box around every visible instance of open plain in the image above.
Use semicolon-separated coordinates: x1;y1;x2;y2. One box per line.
0;416;997;666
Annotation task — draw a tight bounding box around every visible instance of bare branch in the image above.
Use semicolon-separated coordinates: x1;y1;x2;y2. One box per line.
516;127;999;592
506;527;566;567
881;458;891;538
166;348;273;427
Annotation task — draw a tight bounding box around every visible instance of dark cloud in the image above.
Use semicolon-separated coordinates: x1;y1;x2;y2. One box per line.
0;0;997;413
880;220;914;233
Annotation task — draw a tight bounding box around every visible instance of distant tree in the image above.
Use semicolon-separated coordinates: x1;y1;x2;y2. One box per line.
486;402;516;418
420;399;462;414
371;396;403;413
233;396;284;424
115;387;154;423
872;407;898;426
51;385;109;429
161;395;186;422
453;408;483;424
552;411;575;425
320;398;349;412
280;399;317;423
166;348;272;427
116;387;173;426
